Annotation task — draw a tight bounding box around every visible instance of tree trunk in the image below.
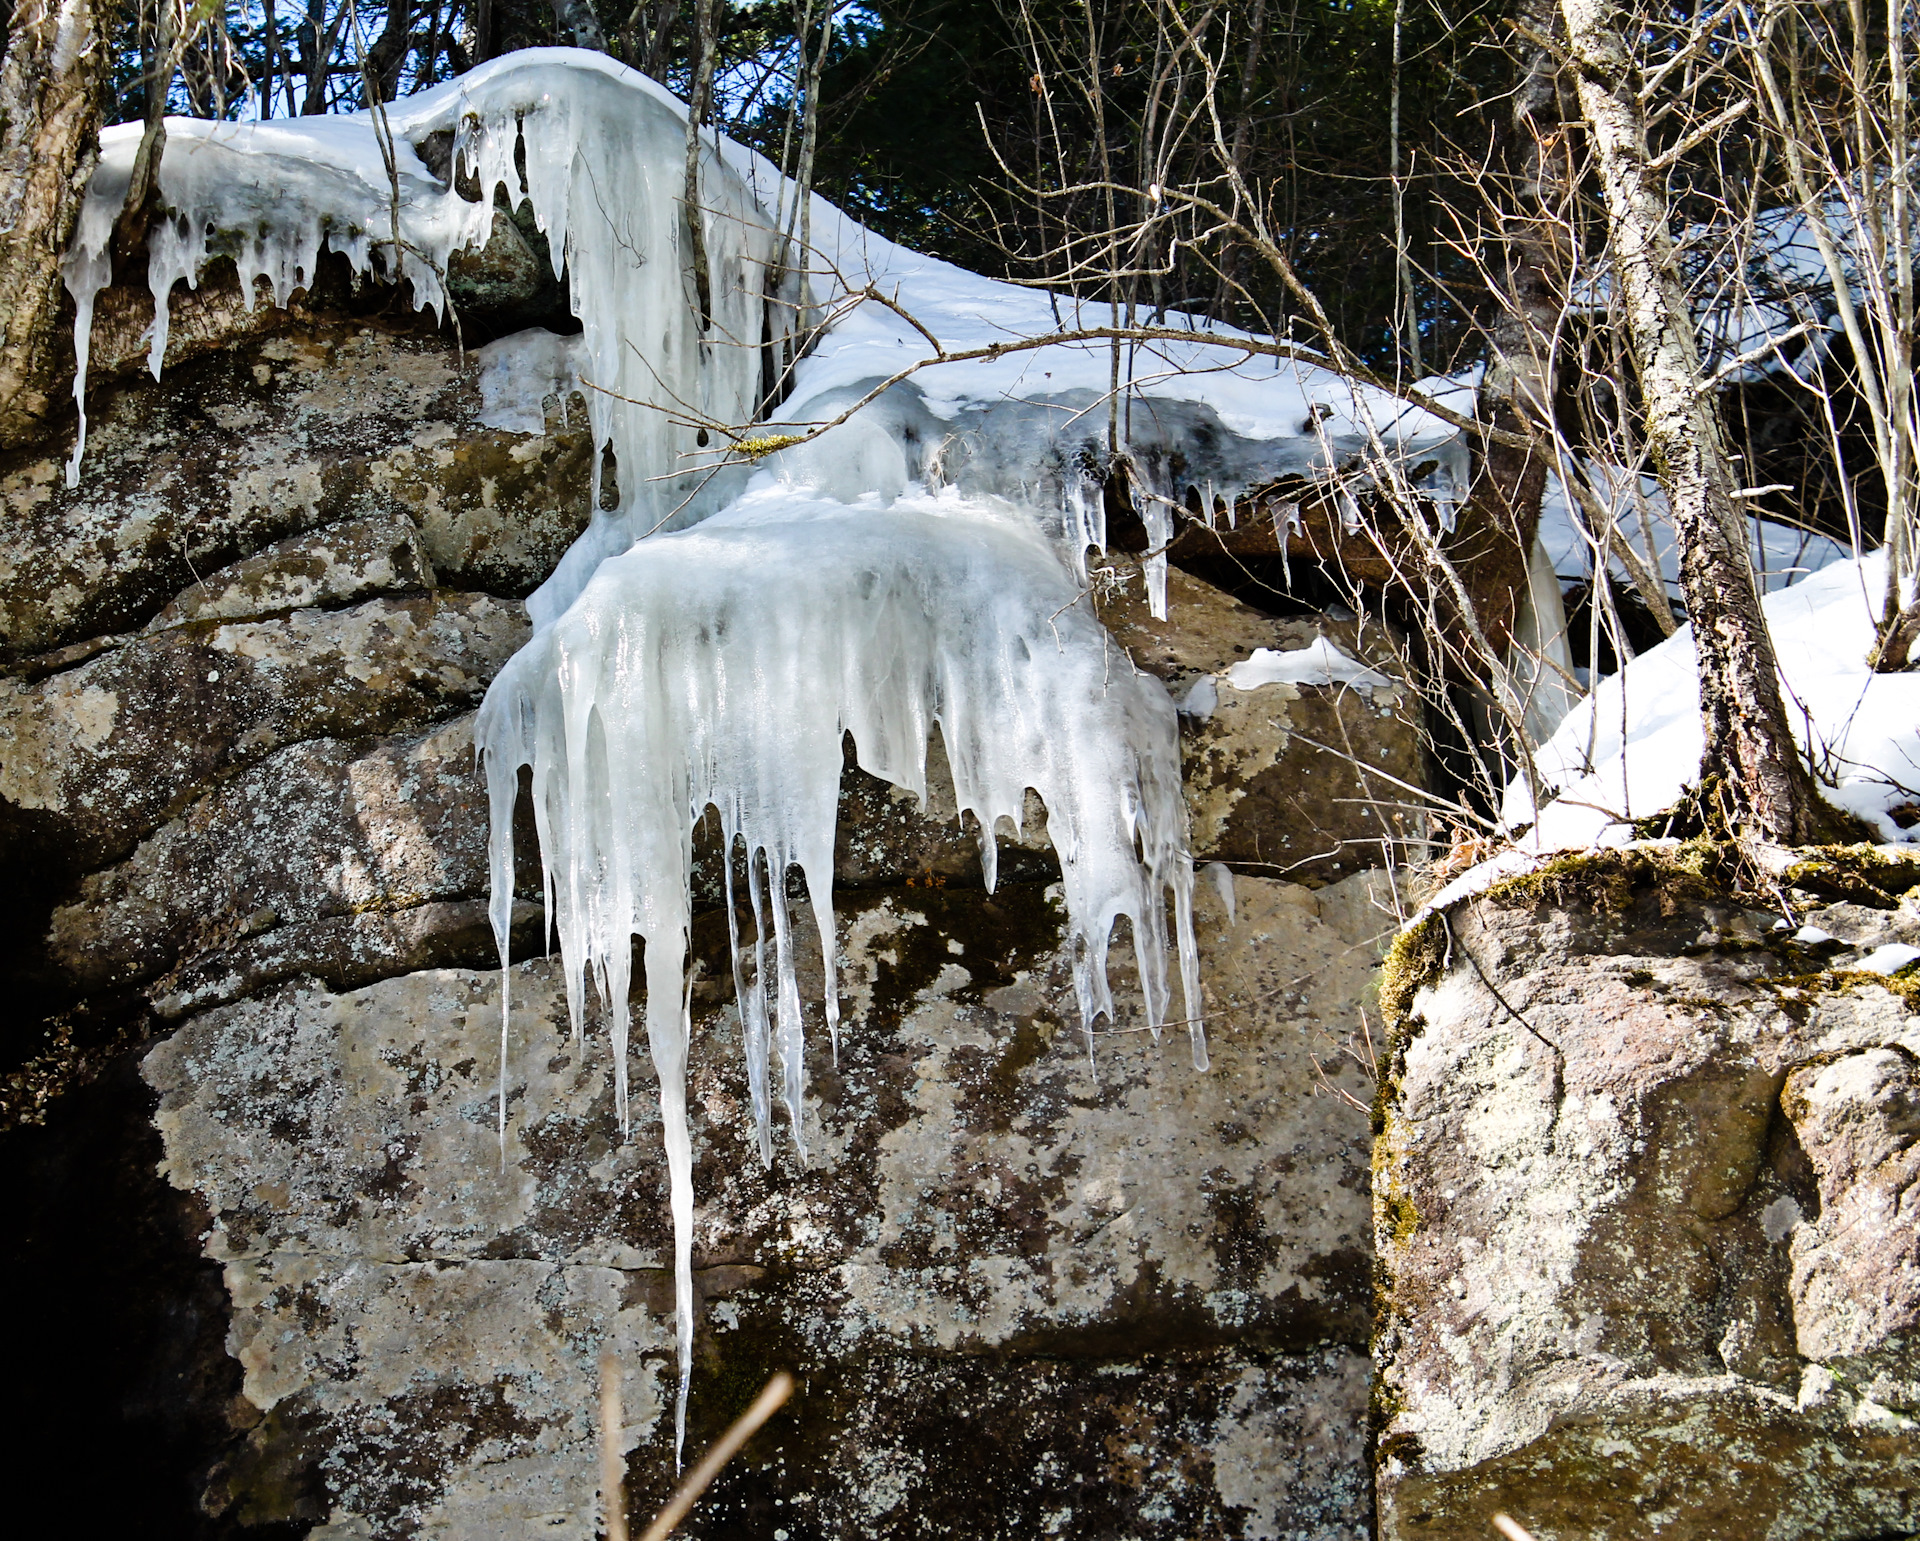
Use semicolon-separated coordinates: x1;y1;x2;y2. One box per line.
366;0;413;100
1559;0;1844;843
1451;0;1568;661
550;0;606;52
0;0;108;446
682;0;717;328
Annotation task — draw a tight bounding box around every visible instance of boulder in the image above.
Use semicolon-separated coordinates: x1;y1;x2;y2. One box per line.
1098;561;1425;887
0;319;592;663
143;875;1380;1538
0;590;526;873
1372;848;1920;1540
1;307;1426;1539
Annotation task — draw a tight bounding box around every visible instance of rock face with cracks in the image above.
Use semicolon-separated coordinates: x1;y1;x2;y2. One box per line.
0;312;1412;1537
143;876;1383;1538
1372;853;1920;1541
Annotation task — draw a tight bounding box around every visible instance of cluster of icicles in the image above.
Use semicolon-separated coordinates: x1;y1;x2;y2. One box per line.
66;51;1212;1461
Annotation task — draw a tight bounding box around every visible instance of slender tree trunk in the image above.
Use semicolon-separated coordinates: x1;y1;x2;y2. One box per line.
682;0;717;328
1560;0;1843;843
1451;0;1568;659
642;0;680;80
115;0;179;260
0;0;108;445
302;0;344;115
367;0;413;100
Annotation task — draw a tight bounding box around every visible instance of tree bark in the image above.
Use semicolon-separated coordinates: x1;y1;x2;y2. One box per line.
0;0;108;446
1559;0;1844;843
551;0;607;52
1452;0;1569;660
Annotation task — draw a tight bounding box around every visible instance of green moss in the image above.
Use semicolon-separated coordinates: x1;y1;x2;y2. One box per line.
1378;910;1446;1037
1381;1190;1421;1250
1479;840;1734;916
1368;1374;1408;1441
1780;843;1920;908
729;432;808;460
1765;964;1920;1019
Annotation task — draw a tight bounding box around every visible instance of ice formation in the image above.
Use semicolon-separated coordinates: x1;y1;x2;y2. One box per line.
64;49;1469;1458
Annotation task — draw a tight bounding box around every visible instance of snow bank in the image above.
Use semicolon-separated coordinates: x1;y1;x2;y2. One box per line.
1536;462;1851;598
1505;552;1920;848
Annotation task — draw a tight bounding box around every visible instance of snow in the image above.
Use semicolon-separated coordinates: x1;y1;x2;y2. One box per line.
65;50;1468;607
1505;551;1920;848
1535;462;1851;597
1222;638;1395;693
1856;943;1920;977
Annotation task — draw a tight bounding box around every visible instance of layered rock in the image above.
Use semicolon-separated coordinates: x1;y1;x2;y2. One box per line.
1372;849;1920;1540
144;874;1383;1537
0;305;1422;1537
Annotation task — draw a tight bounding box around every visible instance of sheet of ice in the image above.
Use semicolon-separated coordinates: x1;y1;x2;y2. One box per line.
1178;675;1219;721
1505;552;1920;848
64;52;790;519
473;328;588;434
1223;638;1395;693
64;49;1471;605
477;494;1204;1438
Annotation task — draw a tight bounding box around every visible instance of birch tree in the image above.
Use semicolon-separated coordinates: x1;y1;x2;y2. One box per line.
1559;0;1851;841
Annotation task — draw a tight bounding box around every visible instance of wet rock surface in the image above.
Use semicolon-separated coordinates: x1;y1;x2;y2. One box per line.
1372;853;1920;1541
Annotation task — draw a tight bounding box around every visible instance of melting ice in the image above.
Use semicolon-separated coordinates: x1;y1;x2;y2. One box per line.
64;48;1466;1460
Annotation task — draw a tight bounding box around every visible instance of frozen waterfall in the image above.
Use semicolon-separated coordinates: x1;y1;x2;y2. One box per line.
63;48;1466;1463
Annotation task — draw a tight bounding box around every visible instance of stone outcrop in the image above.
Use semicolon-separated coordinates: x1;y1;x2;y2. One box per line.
1372;849;1920;1540
143;874;1384;1537
1099;565;1423;888
0;296;1418;1537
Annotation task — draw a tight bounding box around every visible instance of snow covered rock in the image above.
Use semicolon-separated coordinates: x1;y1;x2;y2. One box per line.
0;287;1415;1535
1099;559;1424;885
3;45;1470;1535
1508;551;1920;849
1373;848;1920;1540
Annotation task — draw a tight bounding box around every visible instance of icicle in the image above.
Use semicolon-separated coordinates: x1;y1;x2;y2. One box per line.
1204;860;1237;926
723;846;774;1168
1125;463;1172;621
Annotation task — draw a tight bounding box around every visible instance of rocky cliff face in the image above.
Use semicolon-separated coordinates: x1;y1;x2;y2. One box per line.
1372;849;1920;1541
1;288;1420;1537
